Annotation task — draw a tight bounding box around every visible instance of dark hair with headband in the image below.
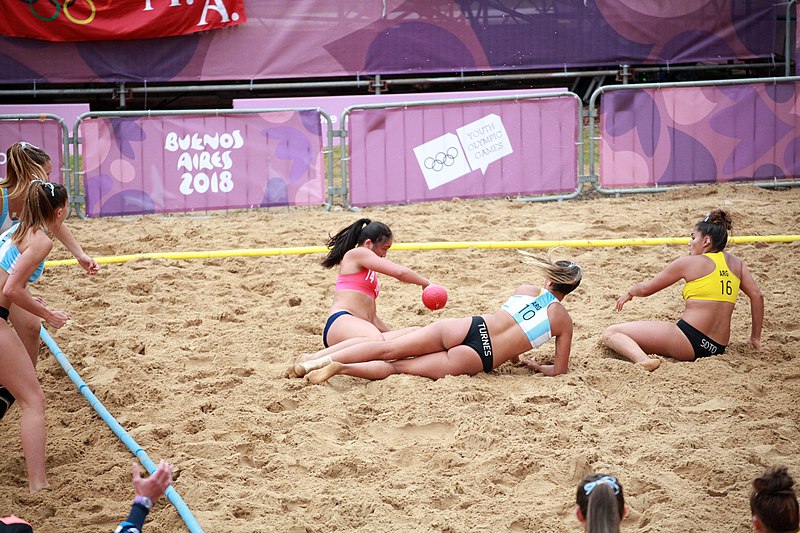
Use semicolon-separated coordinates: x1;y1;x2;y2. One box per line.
321;218;393;268
1;141;51;202
576;473;625;533
13;180;68;245
695;209;733;252
750;466;799;533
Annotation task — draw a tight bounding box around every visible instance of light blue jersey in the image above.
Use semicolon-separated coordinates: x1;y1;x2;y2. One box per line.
501;289;558;349
0;223;44;284
0;188;12;233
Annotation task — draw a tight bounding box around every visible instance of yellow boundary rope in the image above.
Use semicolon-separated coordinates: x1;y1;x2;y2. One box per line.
44;235;800;268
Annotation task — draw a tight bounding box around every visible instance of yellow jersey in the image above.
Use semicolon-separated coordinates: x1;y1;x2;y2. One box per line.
682;252;740;304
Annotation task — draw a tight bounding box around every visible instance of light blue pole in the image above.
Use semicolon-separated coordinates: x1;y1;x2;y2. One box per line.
40;327;204;533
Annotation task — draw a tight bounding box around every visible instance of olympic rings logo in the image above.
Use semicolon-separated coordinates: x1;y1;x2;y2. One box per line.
20;0;96;25
423;147;459;172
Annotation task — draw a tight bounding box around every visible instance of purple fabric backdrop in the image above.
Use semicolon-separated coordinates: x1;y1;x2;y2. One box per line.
0;1;779;84
599;82;800;187
0;118;67;185
81;111;324;217
347;96;578;206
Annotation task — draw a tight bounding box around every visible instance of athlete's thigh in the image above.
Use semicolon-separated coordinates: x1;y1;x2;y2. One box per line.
326;315;382;346
9;304;40;338
380;326;419;341
384;317;472;359
0;325;40;400
613;320;694;360
391;345;482;379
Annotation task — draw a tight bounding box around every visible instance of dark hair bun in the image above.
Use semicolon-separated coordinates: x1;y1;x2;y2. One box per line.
706;209;732;231
754;466;795;494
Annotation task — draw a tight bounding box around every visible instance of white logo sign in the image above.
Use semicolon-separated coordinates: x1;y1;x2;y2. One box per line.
412;133;471;190
413;114;513;190
456;114;513;174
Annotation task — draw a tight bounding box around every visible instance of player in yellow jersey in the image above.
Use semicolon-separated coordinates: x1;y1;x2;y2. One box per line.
602;209;764;371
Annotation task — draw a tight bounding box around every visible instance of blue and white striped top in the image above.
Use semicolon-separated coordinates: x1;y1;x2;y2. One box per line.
501;289;557;349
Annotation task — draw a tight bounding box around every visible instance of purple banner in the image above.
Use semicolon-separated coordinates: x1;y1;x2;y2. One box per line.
0;1;779;84
347;96;579;206
599;82;800;187
0;117;67;185
81;111;324;217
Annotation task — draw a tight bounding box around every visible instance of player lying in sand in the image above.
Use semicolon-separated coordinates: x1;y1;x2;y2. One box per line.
602;209;764;371
293;256;581;384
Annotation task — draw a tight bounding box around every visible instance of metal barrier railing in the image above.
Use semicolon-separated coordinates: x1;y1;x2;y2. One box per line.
72;108;333;218
0;114;78;214
588;76;800;195
338;91;584;208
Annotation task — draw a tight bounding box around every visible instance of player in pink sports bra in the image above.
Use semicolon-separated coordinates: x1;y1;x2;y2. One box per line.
312;219;436;354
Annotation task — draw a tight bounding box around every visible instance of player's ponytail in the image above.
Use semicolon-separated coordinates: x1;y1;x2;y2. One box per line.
321;219;392;268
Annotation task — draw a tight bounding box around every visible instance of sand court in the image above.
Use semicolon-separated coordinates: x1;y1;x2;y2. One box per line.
0;184;797;532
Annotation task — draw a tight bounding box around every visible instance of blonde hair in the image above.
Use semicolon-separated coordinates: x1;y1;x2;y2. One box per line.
13;181;68;245
1;142;51;201
519;251;582;294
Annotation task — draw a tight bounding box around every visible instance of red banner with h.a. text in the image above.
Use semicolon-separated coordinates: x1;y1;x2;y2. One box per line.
0;0;246;42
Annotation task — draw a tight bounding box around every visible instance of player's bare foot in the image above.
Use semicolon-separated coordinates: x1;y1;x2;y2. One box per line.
636;358;661;372
294;355;332;377
29;479;49;493
305;362;344;384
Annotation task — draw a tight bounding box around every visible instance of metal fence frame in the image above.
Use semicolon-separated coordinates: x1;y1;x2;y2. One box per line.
0;113;76;212
338;91;584;209
587;76;800;195
71;108;333;218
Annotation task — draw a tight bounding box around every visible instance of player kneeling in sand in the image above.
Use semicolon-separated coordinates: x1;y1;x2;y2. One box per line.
294;256;581;384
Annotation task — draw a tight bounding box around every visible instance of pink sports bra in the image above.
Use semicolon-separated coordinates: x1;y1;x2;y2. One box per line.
335;269;380;299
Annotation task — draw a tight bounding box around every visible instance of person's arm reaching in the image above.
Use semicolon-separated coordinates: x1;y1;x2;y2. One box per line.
115;460;174;533
616;258;687;311
739;261;764;351
53;223;99;275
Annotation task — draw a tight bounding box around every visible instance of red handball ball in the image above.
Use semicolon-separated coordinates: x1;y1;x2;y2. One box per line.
422;284;448;310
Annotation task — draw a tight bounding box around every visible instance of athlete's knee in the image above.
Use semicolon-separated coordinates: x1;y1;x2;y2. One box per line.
601;325;623;347
11;316;41;340
16;385;45;413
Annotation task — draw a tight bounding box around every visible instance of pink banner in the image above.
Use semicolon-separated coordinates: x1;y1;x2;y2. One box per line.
599;83;800;188
80;111;324;217
0;117;67;185
346;95;579;206
233;88;562;142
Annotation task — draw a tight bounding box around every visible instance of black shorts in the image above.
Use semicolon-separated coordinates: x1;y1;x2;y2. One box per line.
0;306;8;322
461;316;494;373
677;319;726;359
